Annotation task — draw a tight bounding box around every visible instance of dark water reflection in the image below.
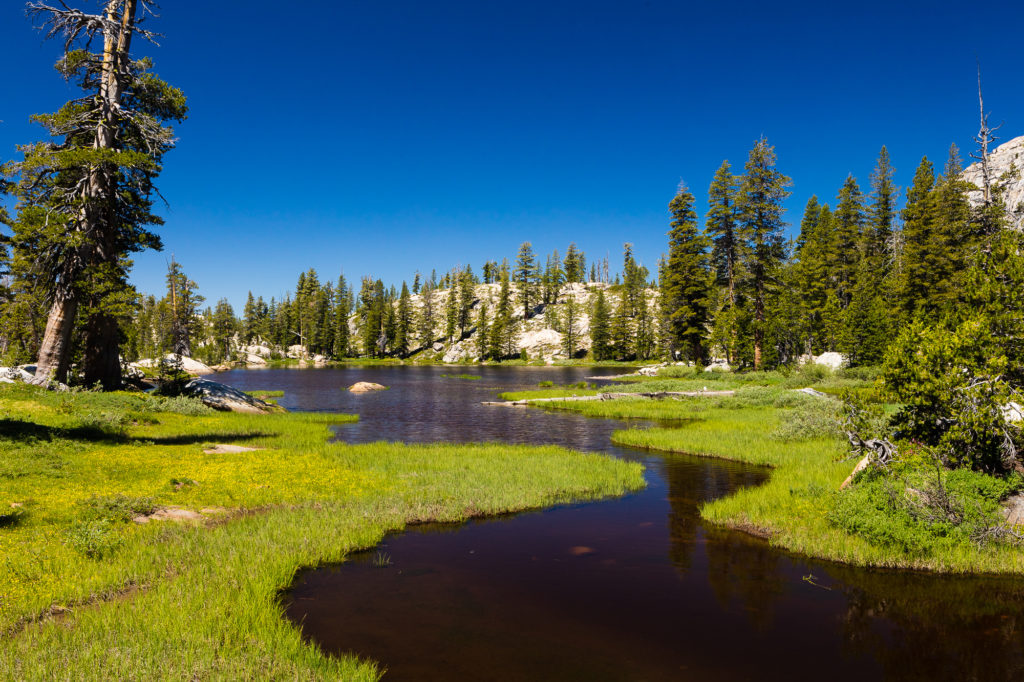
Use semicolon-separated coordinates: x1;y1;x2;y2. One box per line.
214;366;1024;681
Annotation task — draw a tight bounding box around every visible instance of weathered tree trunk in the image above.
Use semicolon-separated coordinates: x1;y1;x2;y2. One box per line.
33;0;137;389
82;312;123;390
32;294;78;384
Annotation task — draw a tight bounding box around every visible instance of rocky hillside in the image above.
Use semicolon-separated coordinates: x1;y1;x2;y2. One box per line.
401;282;655;363
963;134;1024;230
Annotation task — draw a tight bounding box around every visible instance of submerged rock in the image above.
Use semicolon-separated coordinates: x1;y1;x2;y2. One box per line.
349;381;388;393
183;378;275;413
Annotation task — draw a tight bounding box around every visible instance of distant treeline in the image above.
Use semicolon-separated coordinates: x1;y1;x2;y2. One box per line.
3;137;1020;371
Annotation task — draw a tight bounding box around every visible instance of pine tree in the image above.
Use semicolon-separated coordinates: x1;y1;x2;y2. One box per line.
634;296;656;360
333;275;351;357
830;175;866;307
561;295;581;358
610;294;633;360
934;144;974;308
736;138;791;369
793;197;829;352
358;277;382;357
210;299;237;362
841;148;899;364
620;243;648;318
590;289;611;360
563;243;586;283
661;184;712;362
490;267;518;358
164;257;203;357
475;300;490;360
395;282;411;357
706;160;742;308
899;157;938;318
5;2;186;386
418;281;437;348
444;273;459;343
867;146;898;263
514;242;539;319
457;267;475;337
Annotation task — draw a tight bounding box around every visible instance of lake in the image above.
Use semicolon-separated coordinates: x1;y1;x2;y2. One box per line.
213;365;1024;681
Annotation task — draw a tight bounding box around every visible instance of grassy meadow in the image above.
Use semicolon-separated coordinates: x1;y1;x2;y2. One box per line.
0;383;643;679
515;366;1024;574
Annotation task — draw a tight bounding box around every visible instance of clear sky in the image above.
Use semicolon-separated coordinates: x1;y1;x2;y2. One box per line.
2;0;1022;310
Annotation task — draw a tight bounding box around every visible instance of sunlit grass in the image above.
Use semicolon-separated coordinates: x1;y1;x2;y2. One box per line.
514;380;1024;574
0;384;643;679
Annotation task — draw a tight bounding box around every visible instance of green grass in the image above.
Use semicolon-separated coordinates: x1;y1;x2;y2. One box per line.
510;378;1024;574
439;373;482;380
244;389;285;398
0;384;643;679
498;388;601;401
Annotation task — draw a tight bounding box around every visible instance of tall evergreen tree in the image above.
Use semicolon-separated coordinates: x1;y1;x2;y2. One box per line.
899;157;938;318
333;275;351;357
417;280;437;348
793;197;829;351
475;300;490;360
706;160;742;307
563;243;586;283
867;146;898;263
395;282;411;357
830;175;866;307
561;294;582;358
661;184;712;362
514;242;539;319
590;289;611;360
164;257;203;357
457;266;475;337
209;299;237;362
4;1;186;386
736;138;791;369
490;266;518;358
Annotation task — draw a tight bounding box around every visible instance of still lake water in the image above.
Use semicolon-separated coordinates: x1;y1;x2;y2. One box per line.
214;366;1024;681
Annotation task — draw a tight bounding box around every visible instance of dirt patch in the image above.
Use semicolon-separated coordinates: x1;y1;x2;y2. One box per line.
202;444;264;454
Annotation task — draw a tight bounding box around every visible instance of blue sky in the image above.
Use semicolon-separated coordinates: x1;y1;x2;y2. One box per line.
2;0;1022;310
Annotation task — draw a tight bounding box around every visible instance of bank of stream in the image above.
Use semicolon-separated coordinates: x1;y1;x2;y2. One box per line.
213;365;1024;681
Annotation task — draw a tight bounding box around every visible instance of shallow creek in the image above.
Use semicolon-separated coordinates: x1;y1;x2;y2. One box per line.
214;366;1024;681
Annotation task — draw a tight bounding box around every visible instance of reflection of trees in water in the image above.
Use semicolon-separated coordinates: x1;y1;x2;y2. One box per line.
662;455;777;627
702;525;786;631
830;565;1024;680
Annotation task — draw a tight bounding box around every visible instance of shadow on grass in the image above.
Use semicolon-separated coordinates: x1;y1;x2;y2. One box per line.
0;419;270;446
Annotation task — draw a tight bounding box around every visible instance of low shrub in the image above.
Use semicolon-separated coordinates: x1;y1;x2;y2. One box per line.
82;494;157;523
828;460;1023;556
772;399;843;440
65;519;121;559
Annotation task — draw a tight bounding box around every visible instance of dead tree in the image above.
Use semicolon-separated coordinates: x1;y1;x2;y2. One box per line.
970;61;1001;208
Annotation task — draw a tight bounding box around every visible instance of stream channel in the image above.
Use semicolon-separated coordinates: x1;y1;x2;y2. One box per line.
214;365;1024;681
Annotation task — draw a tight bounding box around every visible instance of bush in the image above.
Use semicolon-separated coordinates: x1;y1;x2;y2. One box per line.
828;456;1023;555
65;519;121;559
880;317;1022;473
81;494;157;523
147;395;214;416
772;399;843;440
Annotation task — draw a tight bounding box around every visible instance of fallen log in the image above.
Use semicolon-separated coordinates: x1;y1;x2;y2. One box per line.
482;390;735;406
